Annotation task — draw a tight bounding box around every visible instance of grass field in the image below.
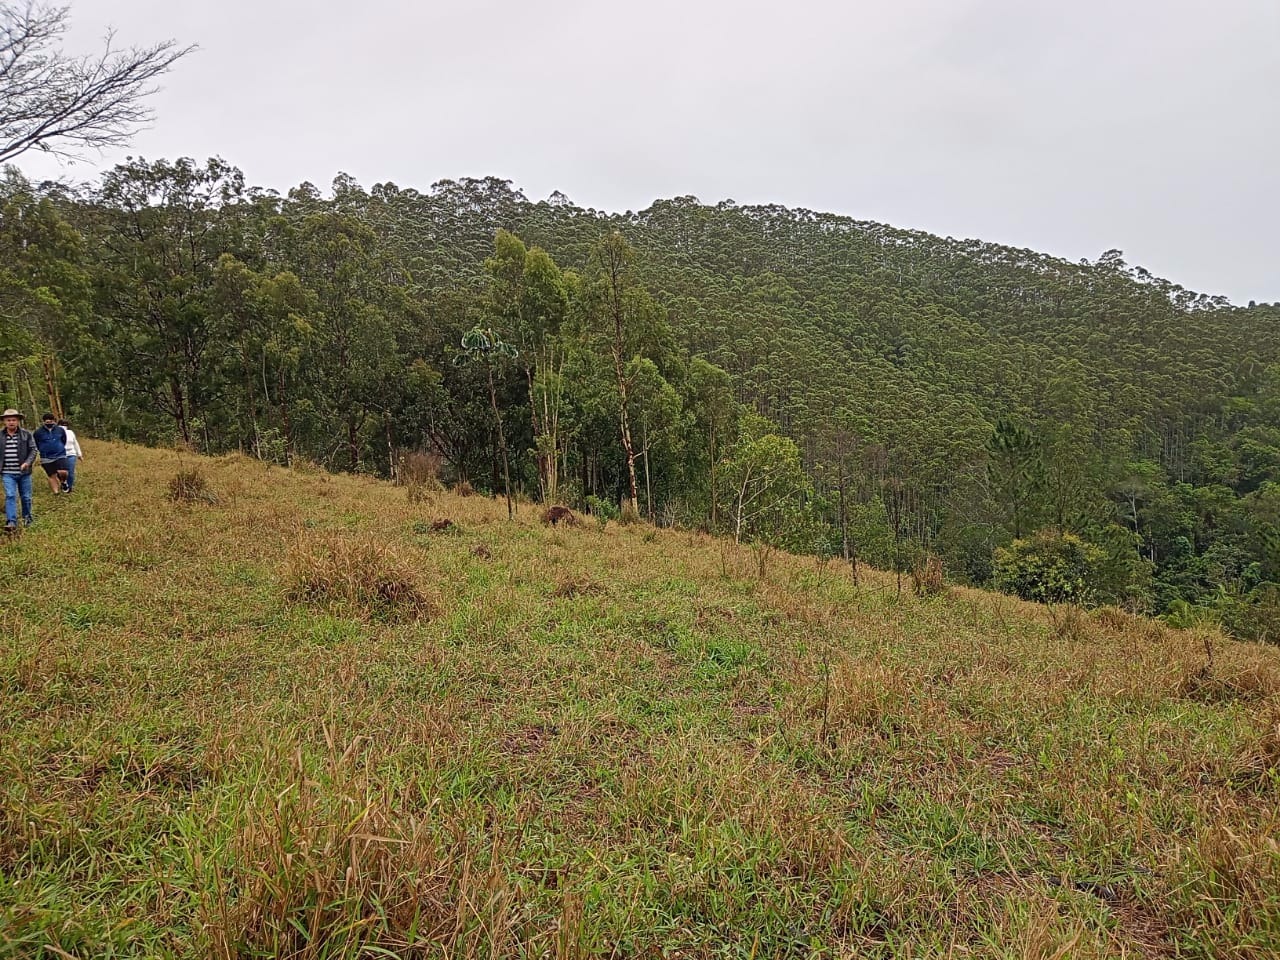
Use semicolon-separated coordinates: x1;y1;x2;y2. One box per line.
1;441;1278;959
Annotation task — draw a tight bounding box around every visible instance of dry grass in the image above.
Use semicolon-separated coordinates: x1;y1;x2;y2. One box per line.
284;530;437;622
167;465;218;504
911;554;945;597
1;440;1278;958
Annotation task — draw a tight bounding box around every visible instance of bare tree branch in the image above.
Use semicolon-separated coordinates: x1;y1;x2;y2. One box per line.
0;2;194;164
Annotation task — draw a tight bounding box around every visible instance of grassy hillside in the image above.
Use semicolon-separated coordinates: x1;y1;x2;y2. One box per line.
1;442;1278;959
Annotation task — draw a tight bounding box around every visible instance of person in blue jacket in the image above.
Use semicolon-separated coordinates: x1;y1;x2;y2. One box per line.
33;412;70;494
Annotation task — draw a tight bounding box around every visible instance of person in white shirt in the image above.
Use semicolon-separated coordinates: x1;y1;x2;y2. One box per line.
58;418;83;493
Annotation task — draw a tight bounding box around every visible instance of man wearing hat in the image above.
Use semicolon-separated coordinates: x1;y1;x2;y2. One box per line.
2;408;37;531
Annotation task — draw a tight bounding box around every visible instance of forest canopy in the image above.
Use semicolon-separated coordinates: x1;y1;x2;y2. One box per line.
2;162;1278;639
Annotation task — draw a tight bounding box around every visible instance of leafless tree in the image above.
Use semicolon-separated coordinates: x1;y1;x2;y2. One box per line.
0;2;193;164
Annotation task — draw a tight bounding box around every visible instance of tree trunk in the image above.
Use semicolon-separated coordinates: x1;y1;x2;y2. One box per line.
347;413;360;471
604;235;641;517
709;420;718;530
615;357;640;515
42;355;62;420
170;376;191;446
642;419;653;522
278;367;292;466
488;366;514;520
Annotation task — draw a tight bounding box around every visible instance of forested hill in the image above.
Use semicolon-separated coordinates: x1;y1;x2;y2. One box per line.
3;164;1279;635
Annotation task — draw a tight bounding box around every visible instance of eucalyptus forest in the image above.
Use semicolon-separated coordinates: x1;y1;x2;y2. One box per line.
3;161;1279;638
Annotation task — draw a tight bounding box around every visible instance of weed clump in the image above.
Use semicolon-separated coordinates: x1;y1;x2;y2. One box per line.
911;555;945;597
454;479;475;497
284;532;436;622
168;467;218;504
618;498;640;526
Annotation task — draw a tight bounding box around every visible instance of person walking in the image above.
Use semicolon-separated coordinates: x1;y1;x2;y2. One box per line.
32;412;70;494
58;418;83;492
2;408;37;531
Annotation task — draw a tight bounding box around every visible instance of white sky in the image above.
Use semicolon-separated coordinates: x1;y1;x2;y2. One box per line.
19;0;1280;303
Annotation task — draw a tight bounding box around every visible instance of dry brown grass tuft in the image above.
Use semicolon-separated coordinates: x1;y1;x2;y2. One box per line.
618;498;640;525
551;574;603;599
454;479;475;497
1048;604;1089;643
398;449;443;486
911;555;946;597
1174;631;1280;704
284;531;437;621
405;481;433;505
813;656;914;744
1231;709;1280;789
202;747;539;957
167;466;218;504
540;505;577;527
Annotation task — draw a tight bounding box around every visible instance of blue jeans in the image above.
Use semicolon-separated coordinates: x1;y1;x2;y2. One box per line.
65;455;77;490
3;471;33;526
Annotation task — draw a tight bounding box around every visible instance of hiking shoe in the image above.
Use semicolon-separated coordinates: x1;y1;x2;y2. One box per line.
61;482;69;492
4;523;15;533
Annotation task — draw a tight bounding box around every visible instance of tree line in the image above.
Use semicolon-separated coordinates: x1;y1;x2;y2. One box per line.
2;160;1278;640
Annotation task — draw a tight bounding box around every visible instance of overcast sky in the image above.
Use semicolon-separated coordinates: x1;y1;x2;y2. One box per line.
21;0;1280;303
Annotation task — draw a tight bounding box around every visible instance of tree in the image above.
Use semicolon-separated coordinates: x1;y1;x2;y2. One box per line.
484;230;569;503
994;530;1106;604
88;157;251;447
458;325;518;520
988;419;1041;538
0;168;89;413
0;2;193;164
285;208;407;471
686;357;737;530
589;231;647;518
721;417;809;544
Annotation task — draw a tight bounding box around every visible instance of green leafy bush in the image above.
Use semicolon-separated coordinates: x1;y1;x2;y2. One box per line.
584;495;619;529
994;530;1105;604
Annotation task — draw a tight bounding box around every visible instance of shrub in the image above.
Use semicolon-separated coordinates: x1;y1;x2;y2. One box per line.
584;495;616;518
993;530;1105;604
168;467;218;504
1219;584;1280;645
584;495;618;530
454;479;475;497
618;498;641;526
284;532;436;622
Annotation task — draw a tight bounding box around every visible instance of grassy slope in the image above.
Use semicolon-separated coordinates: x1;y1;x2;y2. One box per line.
1;442;1278;959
